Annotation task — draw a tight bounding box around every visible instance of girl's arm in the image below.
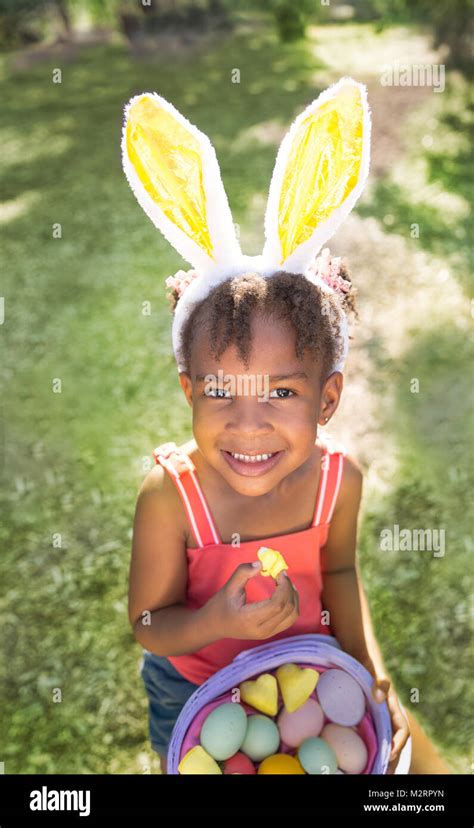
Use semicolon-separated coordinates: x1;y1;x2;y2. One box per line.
128;464;220;656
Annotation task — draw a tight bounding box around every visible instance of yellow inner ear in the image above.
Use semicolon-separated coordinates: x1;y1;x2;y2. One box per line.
278;85;363;263
126;96;214;259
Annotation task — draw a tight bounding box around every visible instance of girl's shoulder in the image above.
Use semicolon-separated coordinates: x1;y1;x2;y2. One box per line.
313;432;363;519
144;438;198;487
137;440;198;532
332;449;364;520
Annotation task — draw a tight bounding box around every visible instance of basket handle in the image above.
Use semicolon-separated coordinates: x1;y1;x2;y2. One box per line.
232;633;342;664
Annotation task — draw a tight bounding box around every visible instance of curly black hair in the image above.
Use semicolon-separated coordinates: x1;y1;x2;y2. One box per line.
167;265;358;382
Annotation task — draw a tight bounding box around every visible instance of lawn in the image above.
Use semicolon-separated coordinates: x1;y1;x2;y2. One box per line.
1;17;472;773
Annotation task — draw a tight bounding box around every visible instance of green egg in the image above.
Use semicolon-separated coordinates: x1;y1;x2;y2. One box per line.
298;737;338;775
240;714;280;762
200;703;247;761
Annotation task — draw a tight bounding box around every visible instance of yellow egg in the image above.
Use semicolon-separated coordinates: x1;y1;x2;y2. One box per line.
258;753;306;774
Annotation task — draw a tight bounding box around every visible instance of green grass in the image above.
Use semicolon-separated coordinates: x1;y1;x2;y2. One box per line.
1;20;472;773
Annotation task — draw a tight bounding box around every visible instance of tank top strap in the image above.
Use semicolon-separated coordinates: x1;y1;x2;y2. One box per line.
312;432;347;527
152;442;221;548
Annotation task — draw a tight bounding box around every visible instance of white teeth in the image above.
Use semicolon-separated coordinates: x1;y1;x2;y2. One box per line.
230;452;274;463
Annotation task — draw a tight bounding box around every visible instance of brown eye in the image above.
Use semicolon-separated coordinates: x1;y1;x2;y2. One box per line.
205;387;231;399
269;388;295;398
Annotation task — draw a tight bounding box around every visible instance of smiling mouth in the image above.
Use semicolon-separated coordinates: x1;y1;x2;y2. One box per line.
221;449;284;476
228;451;276;463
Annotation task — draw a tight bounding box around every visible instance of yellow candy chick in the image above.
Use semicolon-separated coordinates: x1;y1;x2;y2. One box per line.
257;546;289;579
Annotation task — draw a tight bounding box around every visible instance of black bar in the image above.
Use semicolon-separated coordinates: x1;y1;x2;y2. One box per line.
0;773;472;823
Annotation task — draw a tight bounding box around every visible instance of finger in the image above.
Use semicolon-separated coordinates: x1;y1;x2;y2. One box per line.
293;584;299;615
257;593;299;633
386;756;398;775
249;587;296;629
259;606;299;637
265;572;298;608
240;571;298;630
254;601;295;628
372;677;391;703
389;720;410;761
387;693;409;731
227;561;262;593
276;571;299;605
240;595;289;628
246;578;295;621
274;570;296;595
386;698;409;762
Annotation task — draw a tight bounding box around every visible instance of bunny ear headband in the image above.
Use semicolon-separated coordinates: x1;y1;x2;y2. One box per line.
122;77;371;375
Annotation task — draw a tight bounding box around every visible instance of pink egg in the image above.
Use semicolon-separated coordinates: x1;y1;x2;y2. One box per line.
321;724;368;774
278;699;325;748
223;752;257;775
316;669;366;726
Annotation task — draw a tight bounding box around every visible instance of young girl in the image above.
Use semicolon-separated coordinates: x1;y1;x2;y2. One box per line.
124;80;450;775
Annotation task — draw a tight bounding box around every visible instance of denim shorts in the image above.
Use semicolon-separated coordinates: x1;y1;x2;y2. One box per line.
139;649;200;757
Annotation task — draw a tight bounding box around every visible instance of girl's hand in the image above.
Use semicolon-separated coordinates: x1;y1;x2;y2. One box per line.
204;561;299;641
371;673;410;774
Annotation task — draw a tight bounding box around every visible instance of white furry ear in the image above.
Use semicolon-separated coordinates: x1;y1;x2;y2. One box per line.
262;77;371;274
122;93;241;276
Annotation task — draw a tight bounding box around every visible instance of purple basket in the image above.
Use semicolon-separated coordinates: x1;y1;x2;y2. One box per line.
168;634;392;774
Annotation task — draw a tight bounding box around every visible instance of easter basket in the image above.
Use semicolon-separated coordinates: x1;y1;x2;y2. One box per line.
167;634;392;775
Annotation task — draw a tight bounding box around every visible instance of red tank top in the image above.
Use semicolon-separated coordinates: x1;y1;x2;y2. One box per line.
152;432;346;685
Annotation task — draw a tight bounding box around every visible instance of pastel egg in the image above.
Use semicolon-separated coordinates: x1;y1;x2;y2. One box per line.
200;703;247;761
223;752;256;775
240;714;280;761
297;737;338;775
258;753;306;774
321;723;368;774
316;669;366;726
278;698;325;747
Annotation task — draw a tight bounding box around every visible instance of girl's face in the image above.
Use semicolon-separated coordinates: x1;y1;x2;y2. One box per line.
179;313;343;497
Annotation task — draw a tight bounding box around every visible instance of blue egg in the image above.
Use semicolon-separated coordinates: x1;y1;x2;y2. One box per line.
200;703;247;761
240;714;280;761
298;737;338;774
